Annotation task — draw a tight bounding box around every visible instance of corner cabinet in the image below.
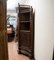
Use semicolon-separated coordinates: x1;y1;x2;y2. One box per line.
17;4;35;60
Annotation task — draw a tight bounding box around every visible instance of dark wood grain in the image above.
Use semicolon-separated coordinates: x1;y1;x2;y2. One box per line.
0;0;8;60
16;4;35;60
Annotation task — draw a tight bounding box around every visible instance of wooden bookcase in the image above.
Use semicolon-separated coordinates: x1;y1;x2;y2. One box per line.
17;4;35;60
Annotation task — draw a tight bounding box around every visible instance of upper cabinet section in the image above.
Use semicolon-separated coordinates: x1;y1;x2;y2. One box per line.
19;5;30;13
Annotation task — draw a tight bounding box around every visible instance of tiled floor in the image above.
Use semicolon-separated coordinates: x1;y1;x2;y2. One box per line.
8;41;30;60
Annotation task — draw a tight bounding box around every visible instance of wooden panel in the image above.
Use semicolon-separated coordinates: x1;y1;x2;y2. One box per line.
0;0;5;30
19;7;30;13
0;0;8;60
20;31;30;47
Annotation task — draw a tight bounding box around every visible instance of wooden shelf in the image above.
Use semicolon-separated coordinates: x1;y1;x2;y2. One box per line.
20;30;30;32
20;10;30;13
20;21;30;23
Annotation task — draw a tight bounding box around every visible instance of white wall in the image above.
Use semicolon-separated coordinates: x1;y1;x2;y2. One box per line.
53;1;54;48
35;0;54;60
27;0;54;60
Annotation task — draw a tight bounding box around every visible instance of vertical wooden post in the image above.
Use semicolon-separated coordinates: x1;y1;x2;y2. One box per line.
0;0;8;60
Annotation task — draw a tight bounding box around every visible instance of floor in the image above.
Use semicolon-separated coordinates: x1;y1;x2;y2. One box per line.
8;41;30;60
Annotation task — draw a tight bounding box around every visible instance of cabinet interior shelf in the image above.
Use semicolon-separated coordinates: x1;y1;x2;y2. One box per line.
20;21;30;23
20;30;30;32
20;11;30;13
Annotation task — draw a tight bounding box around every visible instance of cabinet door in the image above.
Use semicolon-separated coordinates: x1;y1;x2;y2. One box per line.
0;0;8;60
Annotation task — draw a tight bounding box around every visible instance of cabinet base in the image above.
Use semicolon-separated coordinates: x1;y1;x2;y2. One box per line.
18;50;35;60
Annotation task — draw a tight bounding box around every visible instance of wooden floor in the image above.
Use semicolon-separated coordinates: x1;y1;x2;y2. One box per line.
8;41;30;60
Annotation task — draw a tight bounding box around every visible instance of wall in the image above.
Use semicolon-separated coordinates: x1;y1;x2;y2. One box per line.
27;0;54;60
53;1;54;48
7;10;17;16
35;0;54;60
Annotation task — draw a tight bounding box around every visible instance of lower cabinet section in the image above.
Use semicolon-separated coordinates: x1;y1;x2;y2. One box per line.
18;46;35;60
19;46;32;57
